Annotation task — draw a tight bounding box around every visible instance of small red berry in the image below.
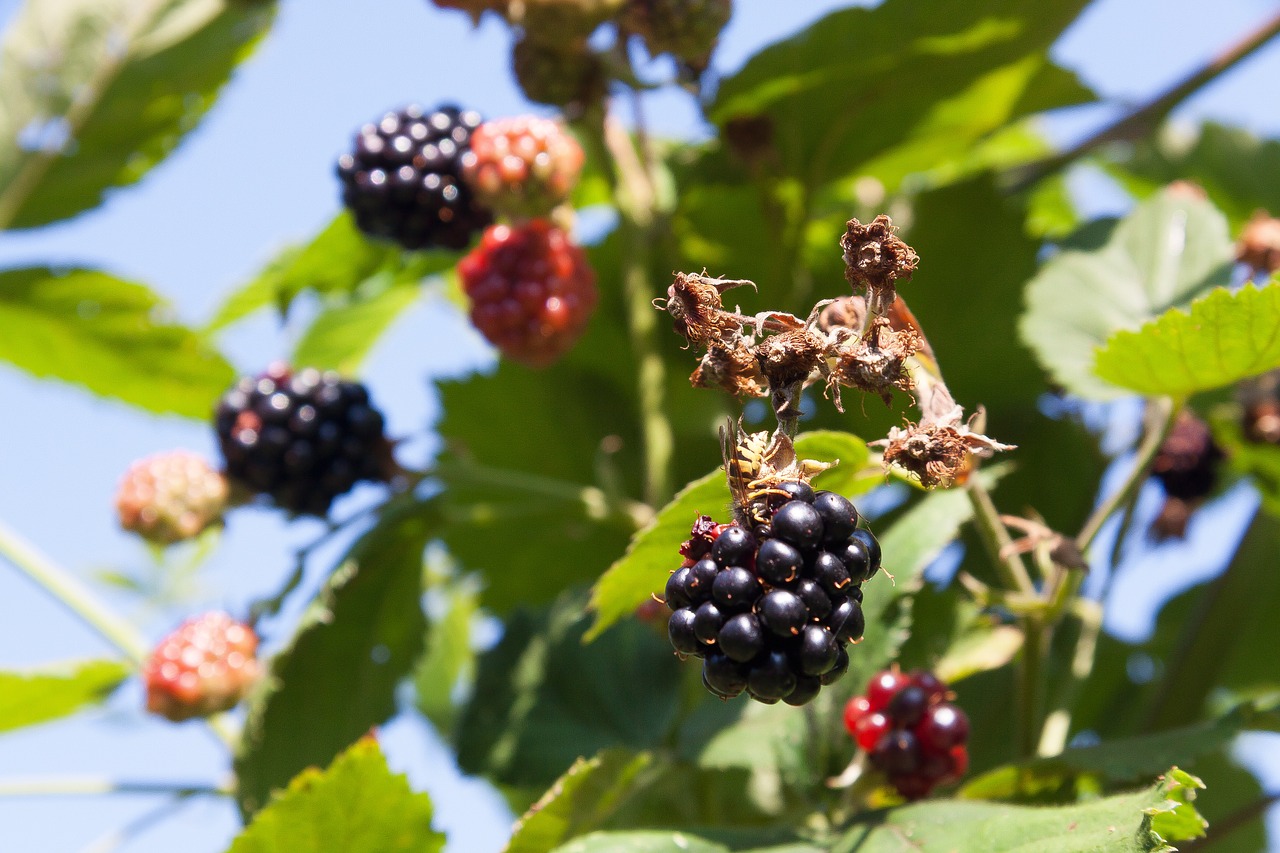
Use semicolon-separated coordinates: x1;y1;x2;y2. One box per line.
854;711;891;752
917;702;970;754
461;117;585;220
843;695;871;736
115;451;228;545
143;612;260;722
865;669;910;712
458;220;598;367
946;745;969;781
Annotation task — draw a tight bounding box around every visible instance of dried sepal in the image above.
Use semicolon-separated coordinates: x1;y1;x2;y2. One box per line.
756;328;829;390
876;417;1014;489
722;424;834;524
841;215;918;314
827;317;922;409
653;271;755;347
691;337;767;397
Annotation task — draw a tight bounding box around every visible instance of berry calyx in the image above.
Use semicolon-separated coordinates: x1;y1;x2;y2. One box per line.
214;365;395;516
337;104;492;250
115;451;228;545
143;612;259;722
458;220;598;367
460;116;585;220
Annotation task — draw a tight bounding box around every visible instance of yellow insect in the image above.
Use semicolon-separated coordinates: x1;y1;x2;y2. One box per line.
720;420;835;525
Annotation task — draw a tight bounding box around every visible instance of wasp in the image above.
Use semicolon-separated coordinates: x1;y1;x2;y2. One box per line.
720;420;834;525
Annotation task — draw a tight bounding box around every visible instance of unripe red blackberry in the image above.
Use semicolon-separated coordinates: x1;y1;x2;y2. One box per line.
214;365;395;516
845;668;968;799
663;487;876;705
512;36;606;108
458;220;598;367
337;104;492;251
115;451;228;544
143;612;260;722
461;117;585;220
624;0;732;70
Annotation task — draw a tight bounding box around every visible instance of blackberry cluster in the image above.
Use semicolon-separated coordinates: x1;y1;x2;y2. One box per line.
664;484;880;706
214;365;394;516
844;668;969;800
337;104;492;250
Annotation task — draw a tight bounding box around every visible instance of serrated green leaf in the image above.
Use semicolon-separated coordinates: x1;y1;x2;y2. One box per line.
505;751;652;853
0;0;275;229
455;592;680;790
1094;283;1280;397
227;737;443;853
550;831;726;853
1020;187;1235;400
832;770;1205;852
291;275;422;375
234;497;435;818
709;0;1091;192
586;431;869;641
0;659;130;734
0;267;234;417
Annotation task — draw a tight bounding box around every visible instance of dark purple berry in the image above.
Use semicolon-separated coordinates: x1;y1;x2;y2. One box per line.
703;653;749;698
820;644;849;685
783;674;822;706
770;500;824;551
918;703;969;753
712;566;761;611
711;525;755;567
718;613;765;662
836;537;872;584
668;608;700;656
811;551;852;595
828;597;865;643
886;685;929;728
747;650;796;700
851;528;881;579
870;730;923;775
794;624;839;676
813;491;859;544
693;601;726;645
687;559;719;603
665;567;694;610
911;670;946;702
759;589;808;637
756;539;803;586
777;481;816;504
795;578;832;620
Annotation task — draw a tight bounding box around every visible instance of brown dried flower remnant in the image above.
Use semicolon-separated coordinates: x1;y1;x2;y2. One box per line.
1237;211;1280;275
691;338;766;397
756;328;828;390
828;317;922;409
877;418;1014;489
653;271;754;347
841;215;918;314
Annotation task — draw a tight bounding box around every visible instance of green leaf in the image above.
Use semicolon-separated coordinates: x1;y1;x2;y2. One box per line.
1094;282;1280;398
550;832;727;853
0;659;130;734
586;431;869;641
234;497;435;818
1020;187;1235;400
961;703;1280;801
0;0;276;229
505;751;653;853
291;275;422;375
455;591;681;789
413;577;479;735
710;0;1091;192
0;267;234;417
227;737;443;853
831;770;1205;852
206;213;451;331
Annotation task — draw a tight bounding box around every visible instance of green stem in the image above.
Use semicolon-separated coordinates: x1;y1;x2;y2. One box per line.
965;476;1036;596
1037;599;1102;757
1018;615;1048;760
0;519;149;664
0;776;228;798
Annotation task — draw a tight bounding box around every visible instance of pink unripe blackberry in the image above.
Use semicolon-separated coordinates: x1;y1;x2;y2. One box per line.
115;451;228;545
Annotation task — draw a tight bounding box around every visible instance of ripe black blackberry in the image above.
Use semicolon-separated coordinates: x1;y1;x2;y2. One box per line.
337;104;492;251
1149;410;1223;539
664;487;881;706
214;365;395;516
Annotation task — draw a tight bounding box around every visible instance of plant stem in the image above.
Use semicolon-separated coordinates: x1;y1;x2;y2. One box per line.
965;476;1036;596
1018;614;1048;759
1037;599;1102;756
0;519;149;664
0;776;228;798
1075;397;1180;554
1008;8;1280;192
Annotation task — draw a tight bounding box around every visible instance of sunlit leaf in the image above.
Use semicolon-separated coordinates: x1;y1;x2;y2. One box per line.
0;659;130;734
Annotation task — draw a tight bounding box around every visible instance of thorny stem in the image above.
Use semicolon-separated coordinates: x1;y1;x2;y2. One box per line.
584;102;674;507
1008;7;1280;192
0;519;150;664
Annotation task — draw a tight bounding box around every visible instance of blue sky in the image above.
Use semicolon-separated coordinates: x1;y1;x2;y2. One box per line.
1;0;1280;850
